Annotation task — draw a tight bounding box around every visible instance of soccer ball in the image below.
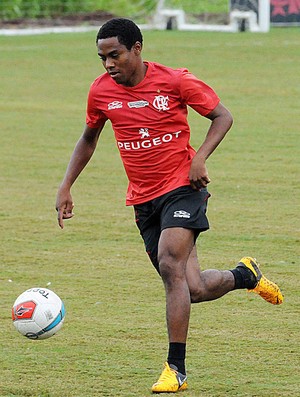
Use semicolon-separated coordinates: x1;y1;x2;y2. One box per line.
12;287;65;340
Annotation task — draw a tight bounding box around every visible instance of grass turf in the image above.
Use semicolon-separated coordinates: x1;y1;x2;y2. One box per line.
0;28;299;396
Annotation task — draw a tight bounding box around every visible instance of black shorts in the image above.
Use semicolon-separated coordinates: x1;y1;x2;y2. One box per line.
134;185;210;273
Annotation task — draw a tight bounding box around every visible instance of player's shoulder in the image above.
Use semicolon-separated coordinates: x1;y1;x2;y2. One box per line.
148;61;189;78
89;72;112;91
147;62;190;92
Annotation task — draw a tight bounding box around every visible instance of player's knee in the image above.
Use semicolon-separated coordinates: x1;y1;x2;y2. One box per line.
190;286;206;303
159;257;174;282
189;276;210;303
158;252;185;285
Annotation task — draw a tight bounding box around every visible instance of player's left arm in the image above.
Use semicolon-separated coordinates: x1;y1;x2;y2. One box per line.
189;102;233;190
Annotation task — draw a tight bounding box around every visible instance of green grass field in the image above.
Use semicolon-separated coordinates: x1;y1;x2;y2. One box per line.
0;27;299;397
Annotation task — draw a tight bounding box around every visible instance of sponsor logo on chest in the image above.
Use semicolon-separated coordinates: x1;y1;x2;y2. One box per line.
108;101;123;110
128;100;149;108
117;129;181;151
107;95;170;112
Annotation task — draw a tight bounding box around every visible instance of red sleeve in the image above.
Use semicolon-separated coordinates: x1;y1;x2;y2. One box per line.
86;84;108;128
179;71;220;116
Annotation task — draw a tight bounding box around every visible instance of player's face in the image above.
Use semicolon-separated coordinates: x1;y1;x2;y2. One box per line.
97;37;142;87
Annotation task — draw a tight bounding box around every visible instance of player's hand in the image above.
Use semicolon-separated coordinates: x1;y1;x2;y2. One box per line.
189;154;211;190
56;188;74;229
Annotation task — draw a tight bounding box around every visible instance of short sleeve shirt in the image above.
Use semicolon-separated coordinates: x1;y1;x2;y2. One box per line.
86;61;220;205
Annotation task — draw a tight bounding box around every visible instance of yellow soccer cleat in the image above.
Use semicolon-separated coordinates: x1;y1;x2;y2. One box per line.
237;257;283;305
152;362;188;393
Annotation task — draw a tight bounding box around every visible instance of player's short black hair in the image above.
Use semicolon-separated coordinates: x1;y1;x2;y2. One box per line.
96;18;143;50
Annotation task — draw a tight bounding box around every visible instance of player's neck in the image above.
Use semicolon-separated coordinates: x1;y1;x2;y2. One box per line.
124;61;148;87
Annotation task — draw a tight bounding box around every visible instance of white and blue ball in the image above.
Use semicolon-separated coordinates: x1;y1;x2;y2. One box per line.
12;287;65;340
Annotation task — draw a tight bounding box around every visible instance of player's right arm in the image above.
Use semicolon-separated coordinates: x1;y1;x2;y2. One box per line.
56;121;105;229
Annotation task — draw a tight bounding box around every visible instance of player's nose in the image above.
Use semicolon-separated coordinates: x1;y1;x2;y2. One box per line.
105;57;115;69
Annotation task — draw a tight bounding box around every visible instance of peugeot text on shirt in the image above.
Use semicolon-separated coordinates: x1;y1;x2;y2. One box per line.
117;130;182;151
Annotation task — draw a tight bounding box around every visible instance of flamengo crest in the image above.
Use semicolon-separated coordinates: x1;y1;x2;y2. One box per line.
153;95;169;111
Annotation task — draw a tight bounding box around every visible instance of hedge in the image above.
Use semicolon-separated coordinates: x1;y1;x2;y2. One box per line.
0;0;157;20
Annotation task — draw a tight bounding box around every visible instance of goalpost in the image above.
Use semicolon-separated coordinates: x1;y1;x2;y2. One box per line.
149;0;270;32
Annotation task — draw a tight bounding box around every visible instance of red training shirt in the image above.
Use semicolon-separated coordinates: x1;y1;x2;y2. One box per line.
86;61;220;205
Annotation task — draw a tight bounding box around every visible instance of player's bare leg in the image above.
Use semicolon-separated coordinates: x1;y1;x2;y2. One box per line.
157;228;196;343
186;247;283;305
152;230;283;393
186;246;235;303
152;227;196;393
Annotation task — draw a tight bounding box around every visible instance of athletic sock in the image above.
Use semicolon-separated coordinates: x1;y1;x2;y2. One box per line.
230;267;257;289
167;342;186;375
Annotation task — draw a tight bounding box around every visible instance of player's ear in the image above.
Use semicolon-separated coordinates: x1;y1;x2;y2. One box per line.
133;41;142;55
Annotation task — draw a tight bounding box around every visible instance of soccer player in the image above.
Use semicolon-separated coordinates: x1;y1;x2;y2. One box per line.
56;18;283;393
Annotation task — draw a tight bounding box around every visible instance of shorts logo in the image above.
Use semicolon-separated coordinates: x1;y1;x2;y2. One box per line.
108;101;123;110
128;100;149;108
153;95;169;111
173;210;191;219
